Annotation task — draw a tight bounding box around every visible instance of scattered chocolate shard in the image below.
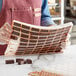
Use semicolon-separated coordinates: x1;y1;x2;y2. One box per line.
5;60;14;64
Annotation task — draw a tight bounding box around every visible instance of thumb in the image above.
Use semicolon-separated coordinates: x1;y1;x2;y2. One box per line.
5;37;20;56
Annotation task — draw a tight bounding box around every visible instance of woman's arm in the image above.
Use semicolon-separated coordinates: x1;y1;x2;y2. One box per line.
41;0;55;26
0;0;2;12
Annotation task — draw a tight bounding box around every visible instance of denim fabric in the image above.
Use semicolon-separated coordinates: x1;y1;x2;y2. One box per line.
41;0;55;26
0;0;2;11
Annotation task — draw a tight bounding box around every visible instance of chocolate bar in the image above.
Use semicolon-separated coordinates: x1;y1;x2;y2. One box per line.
5;60;14;64
6;20;73;55
24;61;26;64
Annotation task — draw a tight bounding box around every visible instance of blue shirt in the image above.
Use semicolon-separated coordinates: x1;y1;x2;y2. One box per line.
0;0;55;26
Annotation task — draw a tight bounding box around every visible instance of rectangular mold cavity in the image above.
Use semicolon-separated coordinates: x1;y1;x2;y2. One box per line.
13;26;20;31
11;35;18;40
22;25;30;30
37;43;44;45
21;29;29;34
30;35;38;39
30;31;39;35
15;52;24;55
20;38;28;42
30;40;37;43
20;43;27;46
40;29;48;32
12;31;20;36
21;34;28;38
32;28;39;32
13;22;21;27
39;36;47;39
18;47;26;50
39;32;49;36
29;43;36;46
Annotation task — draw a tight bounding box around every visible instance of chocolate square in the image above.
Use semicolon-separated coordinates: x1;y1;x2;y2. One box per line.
16;58;24;62
18;60;24;65
25;59;32;64
5;60;14;64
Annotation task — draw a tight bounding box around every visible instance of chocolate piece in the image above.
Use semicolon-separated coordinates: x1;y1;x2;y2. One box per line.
18;60;24;65
26;59;32;64
5;60;14;64
16;58;24;62
24;61;26;64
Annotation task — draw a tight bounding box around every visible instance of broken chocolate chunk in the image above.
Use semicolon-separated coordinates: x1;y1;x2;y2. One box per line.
5;60;14;64
18;60;24;65
16;58;24;62
25;59;32;64
24;61;26;64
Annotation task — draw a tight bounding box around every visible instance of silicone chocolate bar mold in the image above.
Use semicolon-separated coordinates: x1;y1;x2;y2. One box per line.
28;70;63;76
6;20;73;55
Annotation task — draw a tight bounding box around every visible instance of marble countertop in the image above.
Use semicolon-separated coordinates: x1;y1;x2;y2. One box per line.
0;45;76;76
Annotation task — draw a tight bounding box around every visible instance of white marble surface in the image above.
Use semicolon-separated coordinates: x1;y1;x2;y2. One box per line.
0;45;76;76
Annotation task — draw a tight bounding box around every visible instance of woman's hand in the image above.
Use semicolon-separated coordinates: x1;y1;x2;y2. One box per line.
5;38;20;56
0;23;12;44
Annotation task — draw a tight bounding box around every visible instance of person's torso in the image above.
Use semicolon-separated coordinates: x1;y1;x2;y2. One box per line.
0;0;42;28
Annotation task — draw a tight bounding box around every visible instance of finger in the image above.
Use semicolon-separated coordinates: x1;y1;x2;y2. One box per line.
60;42;66;49
0;33;10;40
2;23;12;33
1;32;10;38
2;26;12;34
60;40;71;50
66;40;71;46
65;34;71;46
66;34;71;41
0;28;11;38
0;33;9;42
3;23;11;30
0;37;9;44
5;39;20;55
